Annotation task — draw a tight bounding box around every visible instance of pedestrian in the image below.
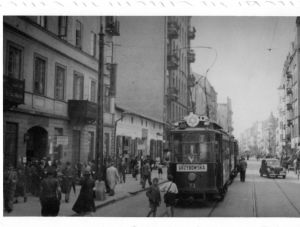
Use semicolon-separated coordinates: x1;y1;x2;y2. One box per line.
121;159;126;183
142;160;152;189
4;164;18;213
160;174;178;217
72;169;96;216
239;157;248;182
146;178;161;217
157;162;163;180
61;162;74;203
39;166;61;216
106;162;119;196
14;164;27;203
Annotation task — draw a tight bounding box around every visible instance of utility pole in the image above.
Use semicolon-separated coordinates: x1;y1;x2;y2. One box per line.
95;25;105;177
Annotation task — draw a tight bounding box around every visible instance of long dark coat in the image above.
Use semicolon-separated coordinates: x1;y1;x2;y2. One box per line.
72;175;95;214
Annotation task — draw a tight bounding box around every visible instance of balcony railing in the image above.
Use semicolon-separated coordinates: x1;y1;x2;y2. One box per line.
286;88;293;95
188;27;196;40
167;53;179;70
287;103;293;111
187;74;196;87
4;76;25;110
105;17;120;36
167;86;179;101
187;49;195;63
68;100;97;124
168;21;179;39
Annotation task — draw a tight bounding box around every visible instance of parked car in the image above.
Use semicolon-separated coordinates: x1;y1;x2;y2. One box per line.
259;159;286;179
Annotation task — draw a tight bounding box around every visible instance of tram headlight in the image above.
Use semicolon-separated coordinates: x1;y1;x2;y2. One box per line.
188;173;197;182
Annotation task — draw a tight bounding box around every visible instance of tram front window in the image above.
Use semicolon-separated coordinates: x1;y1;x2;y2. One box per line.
172;133;214;163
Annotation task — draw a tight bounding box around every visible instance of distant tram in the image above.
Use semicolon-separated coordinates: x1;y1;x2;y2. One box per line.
168;113;239;202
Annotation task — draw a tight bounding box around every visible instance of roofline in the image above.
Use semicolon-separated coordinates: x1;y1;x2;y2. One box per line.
115;105;165;125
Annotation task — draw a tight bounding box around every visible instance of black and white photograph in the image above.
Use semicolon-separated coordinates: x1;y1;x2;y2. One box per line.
1;1;300;225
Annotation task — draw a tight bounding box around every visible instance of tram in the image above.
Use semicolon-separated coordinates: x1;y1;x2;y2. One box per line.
168;113;239;202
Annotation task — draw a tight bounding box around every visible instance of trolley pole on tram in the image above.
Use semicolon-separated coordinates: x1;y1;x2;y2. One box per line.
95;25;105;178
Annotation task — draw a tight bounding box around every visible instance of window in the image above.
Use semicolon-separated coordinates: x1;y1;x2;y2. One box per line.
73;72;84;100
34;55;47;95
75;20;82;49
90;80;96;102
54;128;63;160
37;16;47;28
7;43;23;79
91;32;97;57
131;117;134;124
104;86;110;112
88;131;95;161
55;64;66;100
58;16;68;38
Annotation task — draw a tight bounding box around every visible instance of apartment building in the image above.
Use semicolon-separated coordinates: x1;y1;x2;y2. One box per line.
217;97;234;134
192;72;218;122
114;16;196;149
277;17;300;157
3;16;119;167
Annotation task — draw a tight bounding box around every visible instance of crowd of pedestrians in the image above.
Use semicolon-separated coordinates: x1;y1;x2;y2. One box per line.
3;155;168;217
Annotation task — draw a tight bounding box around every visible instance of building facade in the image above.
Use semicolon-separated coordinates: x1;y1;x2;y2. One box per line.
277;17;300;158
192;72;218;122
114;16;196;149
114;106;164;169
3;16;119;167
217;97;233;134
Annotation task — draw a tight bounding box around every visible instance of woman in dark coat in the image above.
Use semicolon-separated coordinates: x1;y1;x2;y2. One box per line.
72;169;95;215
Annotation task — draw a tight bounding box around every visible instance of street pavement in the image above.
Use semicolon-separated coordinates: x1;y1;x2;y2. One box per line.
93;158;300;217
3;167;168;217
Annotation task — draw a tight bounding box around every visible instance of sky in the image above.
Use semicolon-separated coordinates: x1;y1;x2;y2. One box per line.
191;17;296;137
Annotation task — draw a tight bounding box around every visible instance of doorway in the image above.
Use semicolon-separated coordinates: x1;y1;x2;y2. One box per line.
26;126;48;162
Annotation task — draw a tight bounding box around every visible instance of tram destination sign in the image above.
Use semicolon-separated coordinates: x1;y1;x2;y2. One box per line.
176;164;207;172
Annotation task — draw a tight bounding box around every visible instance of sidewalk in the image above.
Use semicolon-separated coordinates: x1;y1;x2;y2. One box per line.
4;167;168;217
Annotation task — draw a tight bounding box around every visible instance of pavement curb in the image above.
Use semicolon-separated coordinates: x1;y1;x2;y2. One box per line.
71;179;168;216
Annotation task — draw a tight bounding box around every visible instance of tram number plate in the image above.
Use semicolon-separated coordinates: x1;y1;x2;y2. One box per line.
176;164;207;172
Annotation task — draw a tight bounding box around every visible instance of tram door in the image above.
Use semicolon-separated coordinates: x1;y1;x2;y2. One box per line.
215;133;223;188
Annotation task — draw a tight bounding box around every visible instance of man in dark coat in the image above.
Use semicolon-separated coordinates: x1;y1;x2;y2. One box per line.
239;157;248;182
72;169;95;215
61;162;74;203
39;166;61;216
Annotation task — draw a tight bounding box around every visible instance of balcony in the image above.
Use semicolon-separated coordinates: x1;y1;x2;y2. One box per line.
286;88;293;95
287;103;293;111
167;87;179;101
188;27;196;40
167;53;179;70
286;71;292;79
68;100;97;124
168;21;179;39
287;119;293;127
105;17;120;36
4;76;25;110
187;74;196;87
187;49;196;63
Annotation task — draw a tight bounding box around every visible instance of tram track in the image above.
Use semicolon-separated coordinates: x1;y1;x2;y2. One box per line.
273;179;300;216
206;200;218;217
251;174;258;217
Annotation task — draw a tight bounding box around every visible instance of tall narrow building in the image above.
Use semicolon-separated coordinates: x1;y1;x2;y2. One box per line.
115;16;196;157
